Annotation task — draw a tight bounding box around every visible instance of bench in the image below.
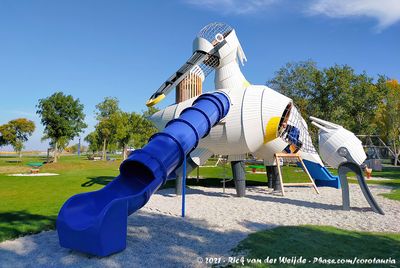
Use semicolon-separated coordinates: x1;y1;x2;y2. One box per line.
6;160;22;163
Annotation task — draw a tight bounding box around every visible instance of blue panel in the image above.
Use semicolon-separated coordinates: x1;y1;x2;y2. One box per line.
301;159;341;189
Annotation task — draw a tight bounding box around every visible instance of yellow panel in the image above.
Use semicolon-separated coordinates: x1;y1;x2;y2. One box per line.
264;116;281;144
146;94;165;107
243;80;251;88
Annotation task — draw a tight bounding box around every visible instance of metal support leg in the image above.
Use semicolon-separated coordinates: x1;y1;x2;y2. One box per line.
338;161;384;215
266;166;273;188
271;166;281;192
175;176;183;195
231;161;246;197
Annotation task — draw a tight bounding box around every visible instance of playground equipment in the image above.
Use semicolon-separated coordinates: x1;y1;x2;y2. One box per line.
310;116;384;214
57;22;384;257
149;23;340;191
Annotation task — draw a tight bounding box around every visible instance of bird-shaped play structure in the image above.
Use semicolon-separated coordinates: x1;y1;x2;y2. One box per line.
57;22;383;257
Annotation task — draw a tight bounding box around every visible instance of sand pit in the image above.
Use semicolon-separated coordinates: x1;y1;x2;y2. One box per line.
8;173;59;177
0;184;398;267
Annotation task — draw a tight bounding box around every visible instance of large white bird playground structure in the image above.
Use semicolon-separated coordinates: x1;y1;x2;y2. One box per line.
147;22;383;214
57;22;383;257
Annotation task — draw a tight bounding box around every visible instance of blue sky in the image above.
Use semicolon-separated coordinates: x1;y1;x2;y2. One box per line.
0;0;399;151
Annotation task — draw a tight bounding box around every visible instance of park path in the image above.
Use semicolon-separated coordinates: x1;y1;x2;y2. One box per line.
0;184;399;268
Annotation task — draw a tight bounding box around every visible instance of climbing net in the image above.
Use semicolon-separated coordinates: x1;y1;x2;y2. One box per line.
278;104;318;154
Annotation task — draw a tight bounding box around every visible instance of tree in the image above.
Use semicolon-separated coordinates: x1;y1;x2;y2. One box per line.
0;135;6;147
113;112;141;160
90;99;159;160
375;79;400;166
65;143;87;154
0;118;35;157
85;131;101;154
268;60;319;115
36;92;87;162
268;61;384;138
133;107;159;149
95;97;120;120
94;97;120;160
143;106;159;118
107;109;159;160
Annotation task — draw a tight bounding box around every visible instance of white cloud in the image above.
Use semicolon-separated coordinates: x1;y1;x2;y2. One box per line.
183;0;400;31
308;0;400;30
183;0;278;15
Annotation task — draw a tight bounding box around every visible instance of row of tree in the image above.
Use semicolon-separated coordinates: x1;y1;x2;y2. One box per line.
84;97;158;160
35;93;158;162
0;92;158;162
268;60;400;165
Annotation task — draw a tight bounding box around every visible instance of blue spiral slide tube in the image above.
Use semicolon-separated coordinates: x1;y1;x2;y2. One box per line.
57;92;230;256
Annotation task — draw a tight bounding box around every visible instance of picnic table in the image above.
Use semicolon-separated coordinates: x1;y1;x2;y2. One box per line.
26;162;44;173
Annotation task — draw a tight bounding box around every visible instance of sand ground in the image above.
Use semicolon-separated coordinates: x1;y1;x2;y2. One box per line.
0;184;399;268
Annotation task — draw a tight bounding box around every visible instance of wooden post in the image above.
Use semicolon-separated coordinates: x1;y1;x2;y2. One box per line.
298;157;320;194
274;152;319;196
275;155;285;196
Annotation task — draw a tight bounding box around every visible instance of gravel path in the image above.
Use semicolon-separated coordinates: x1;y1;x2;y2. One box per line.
0;184;399;267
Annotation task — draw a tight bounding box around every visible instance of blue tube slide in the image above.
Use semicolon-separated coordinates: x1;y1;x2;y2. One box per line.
302;160;340;189
57;92;230;257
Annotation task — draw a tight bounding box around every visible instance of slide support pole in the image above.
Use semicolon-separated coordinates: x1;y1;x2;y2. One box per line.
182;154;187;217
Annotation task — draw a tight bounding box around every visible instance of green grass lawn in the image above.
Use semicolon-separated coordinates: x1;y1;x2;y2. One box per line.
0;154;399;247
0;154;120;241
346;165;400;201
231;225;400;267
163;164;314;189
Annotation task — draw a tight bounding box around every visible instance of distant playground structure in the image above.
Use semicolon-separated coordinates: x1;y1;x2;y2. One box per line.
56;22;384;257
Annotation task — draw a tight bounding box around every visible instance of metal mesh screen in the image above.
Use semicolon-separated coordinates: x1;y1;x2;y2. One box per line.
279;105;317;154
197;55;219;80
197;22;233;44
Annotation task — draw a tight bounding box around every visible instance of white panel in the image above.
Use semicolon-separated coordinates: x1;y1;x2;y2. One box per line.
199;89;249;155
299;151;324;166
162;104;178;125
215;61;236;82
253;138;287;166
318;125;366;168
192;37;213;53
242;87;265;152
253;87;294;165
174;97;196;118
190;148;214;166
215;64;247;90
260;86;291;138
216;29;238;60
222;89;246;148
149;109;167;130
149;97;197;130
